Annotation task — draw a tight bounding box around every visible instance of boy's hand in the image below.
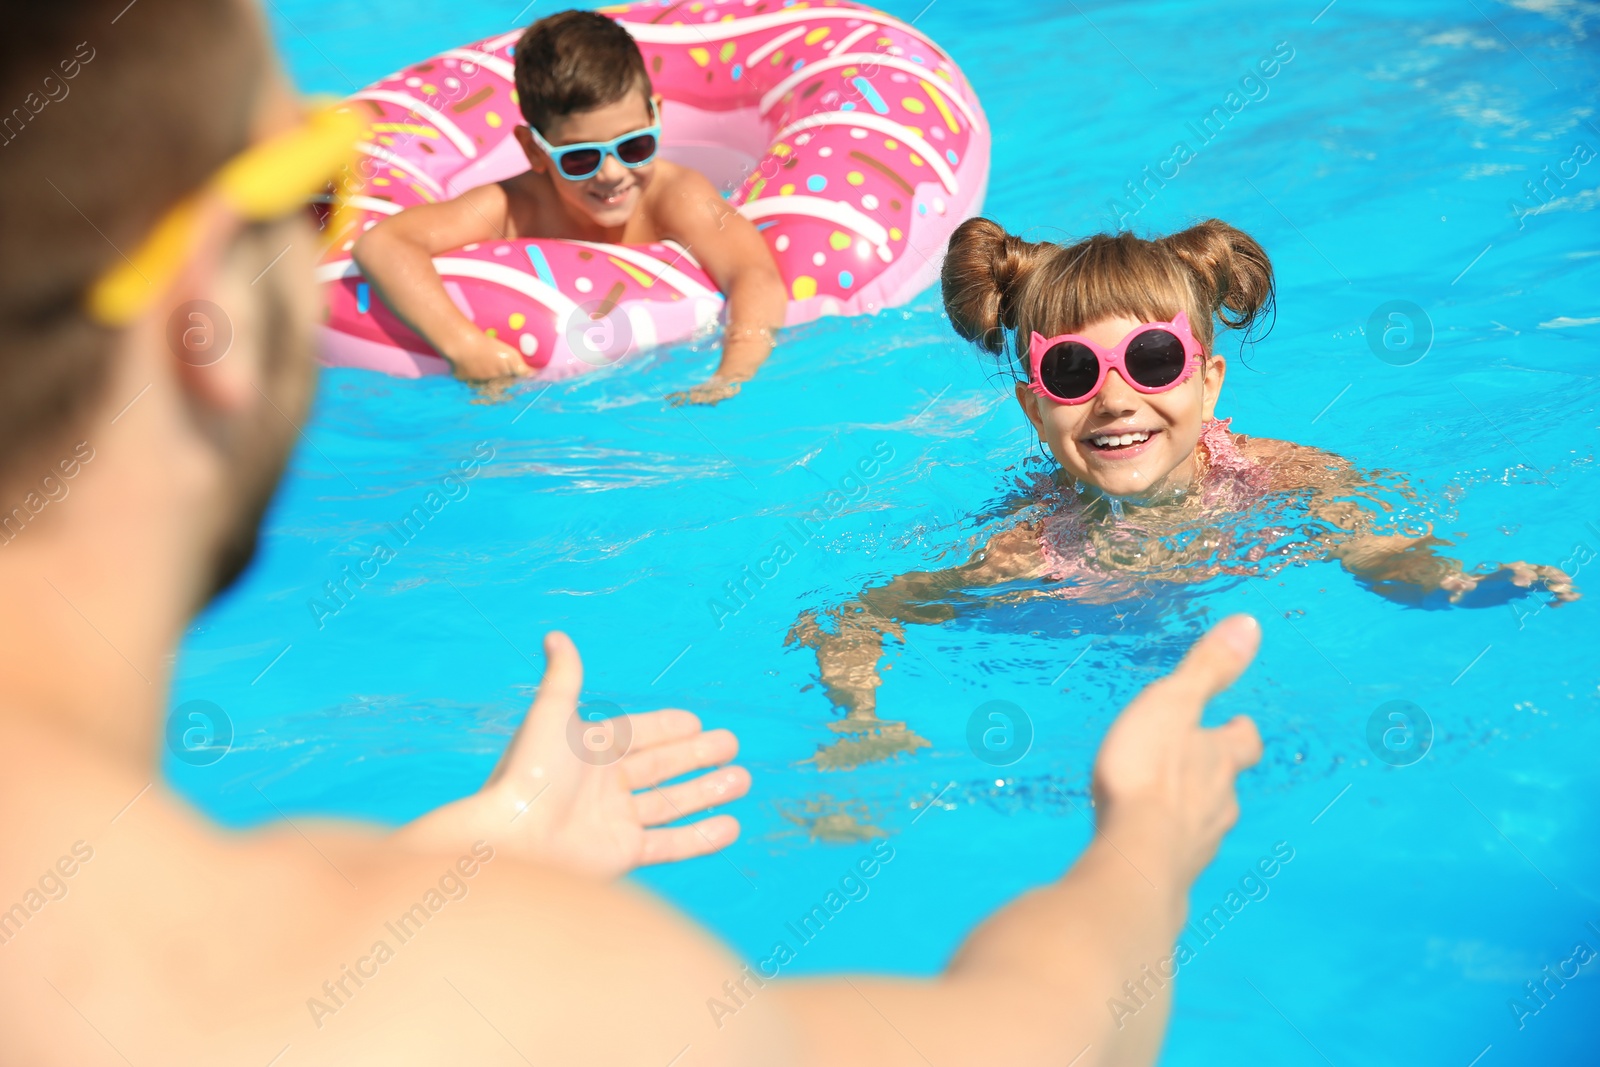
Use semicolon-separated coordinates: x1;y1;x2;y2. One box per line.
667;376;743;406
1092;614;1263;890
351;183;530;384
444;331;535;383
395;633;750;879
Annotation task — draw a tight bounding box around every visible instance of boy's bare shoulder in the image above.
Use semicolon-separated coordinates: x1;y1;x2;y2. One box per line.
492;171;550;237
643;160;726;222
649;158;719;198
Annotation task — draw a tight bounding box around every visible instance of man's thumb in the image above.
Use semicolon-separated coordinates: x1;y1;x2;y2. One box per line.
532;631;583;713
489;631;583;782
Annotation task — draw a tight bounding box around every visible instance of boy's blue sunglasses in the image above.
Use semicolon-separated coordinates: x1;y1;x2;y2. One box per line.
527;101;661;181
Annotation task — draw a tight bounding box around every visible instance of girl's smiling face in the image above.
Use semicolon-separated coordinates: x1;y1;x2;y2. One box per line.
1016;314;1227;502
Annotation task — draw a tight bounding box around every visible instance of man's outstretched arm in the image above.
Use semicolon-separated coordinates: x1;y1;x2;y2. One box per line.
347;616;1258;1067
771;615;1264;1067
0;617;1258;1066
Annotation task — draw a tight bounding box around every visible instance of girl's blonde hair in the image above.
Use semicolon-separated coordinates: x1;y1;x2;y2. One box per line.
940;218;1276;368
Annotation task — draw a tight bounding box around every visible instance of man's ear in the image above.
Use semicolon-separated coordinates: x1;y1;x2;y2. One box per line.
1200;353;1227;422
1014;380;1048;438
164;198;258;416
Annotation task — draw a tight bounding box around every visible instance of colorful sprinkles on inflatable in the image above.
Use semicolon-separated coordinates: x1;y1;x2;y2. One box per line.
316;0;990;379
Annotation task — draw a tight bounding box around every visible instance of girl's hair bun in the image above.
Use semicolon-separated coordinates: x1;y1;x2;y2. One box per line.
1157;219;1275;334
941;217;1049;354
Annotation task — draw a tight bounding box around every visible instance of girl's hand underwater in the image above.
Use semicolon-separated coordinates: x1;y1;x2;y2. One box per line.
395;632;751;878
1334;533;1580;608
1441;560;1579;606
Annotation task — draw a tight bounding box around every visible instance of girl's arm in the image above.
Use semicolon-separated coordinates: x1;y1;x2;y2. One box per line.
1327;533;1577;606
1248;437;1579;606
787;524;1046;722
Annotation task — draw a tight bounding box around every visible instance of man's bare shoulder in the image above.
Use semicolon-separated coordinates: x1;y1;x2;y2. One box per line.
0;717;792;1066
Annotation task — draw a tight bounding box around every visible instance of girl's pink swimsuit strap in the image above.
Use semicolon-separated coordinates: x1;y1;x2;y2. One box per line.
1197;417;1269;496
1038;418;1270;582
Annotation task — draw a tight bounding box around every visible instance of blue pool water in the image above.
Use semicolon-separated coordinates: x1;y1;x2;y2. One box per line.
176;0;1600;1061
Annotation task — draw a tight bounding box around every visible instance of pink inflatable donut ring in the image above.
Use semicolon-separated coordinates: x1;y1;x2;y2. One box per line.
316;0;991;380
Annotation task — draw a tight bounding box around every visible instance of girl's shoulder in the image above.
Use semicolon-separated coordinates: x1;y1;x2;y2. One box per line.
1230;431;1298;464
981;521;1051;580
1228;430;1353;491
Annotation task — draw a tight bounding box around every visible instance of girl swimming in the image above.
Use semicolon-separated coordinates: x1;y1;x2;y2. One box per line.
789;217;1578;769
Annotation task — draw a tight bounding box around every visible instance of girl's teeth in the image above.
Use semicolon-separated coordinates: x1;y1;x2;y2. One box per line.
1092;431;1151;448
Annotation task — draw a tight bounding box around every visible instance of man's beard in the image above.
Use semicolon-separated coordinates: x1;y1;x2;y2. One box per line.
205;228;316;603
206;436;289;602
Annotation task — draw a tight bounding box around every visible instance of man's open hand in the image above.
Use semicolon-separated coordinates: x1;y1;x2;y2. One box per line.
398;632;750;878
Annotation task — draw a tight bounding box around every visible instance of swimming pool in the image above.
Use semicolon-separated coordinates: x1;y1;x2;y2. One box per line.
173;0;1600;1061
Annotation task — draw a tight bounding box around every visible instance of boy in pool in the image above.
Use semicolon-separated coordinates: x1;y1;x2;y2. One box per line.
790;217;1579;765
353;10;786;402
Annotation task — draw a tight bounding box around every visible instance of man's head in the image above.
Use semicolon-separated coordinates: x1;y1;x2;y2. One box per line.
512;11;658;230
0;0;324;607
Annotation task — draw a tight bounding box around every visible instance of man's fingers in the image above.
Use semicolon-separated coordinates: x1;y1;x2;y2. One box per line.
622;728;740;790
621;709;705;751
1216;715;1264;772
634;766;752;826
637;814;741;866
1161;615;1261;719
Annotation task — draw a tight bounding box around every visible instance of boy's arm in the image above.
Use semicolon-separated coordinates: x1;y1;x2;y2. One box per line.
351;182;533;382
654;167;786;405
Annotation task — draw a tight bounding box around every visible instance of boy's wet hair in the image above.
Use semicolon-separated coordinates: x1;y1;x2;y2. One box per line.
941;218;1276;370
513;11;653;135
